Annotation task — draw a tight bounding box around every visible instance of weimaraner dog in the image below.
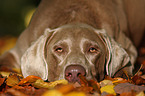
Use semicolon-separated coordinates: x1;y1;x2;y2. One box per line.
0;0;145;82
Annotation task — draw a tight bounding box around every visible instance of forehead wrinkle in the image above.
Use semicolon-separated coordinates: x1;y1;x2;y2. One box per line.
53;38;72;47
80;38;101;50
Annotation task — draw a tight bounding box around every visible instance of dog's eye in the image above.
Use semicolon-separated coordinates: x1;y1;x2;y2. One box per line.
89;47;98;53
55;47;63;53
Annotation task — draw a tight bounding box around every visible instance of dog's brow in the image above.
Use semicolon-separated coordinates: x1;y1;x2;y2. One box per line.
80;38;100;52
54;39;72;47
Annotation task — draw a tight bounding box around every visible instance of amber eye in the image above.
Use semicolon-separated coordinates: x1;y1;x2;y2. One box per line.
55;47;63;53
89;47;98;53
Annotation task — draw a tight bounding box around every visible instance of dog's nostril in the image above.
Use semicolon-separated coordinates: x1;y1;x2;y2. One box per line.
65;65;86;83
65;73;72;77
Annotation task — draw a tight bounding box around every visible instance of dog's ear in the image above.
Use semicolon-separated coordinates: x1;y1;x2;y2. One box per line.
94;29;132;77
21;28;57;80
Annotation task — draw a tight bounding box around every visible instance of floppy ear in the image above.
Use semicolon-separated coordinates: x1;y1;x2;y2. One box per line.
21;28;56;80
94;29;132;77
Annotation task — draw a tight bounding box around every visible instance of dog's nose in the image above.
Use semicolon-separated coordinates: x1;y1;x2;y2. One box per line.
65;65;86;83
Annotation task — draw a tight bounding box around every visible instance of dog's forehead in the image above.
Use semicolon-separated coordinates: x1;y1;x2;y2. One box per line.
51;26;101;42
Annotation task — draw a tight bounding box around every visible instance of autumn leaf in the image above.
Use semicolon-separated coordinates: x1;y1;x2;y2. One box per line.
33;79;68;89
18;75;41;85
0;78;5;86
42;90;63;96
79;74;89;86
100;80;113;87
88;80;100;94
5;88;28;96
6;73;21;87
114;83;145;94
57;84;74;94
100;85;116;95
64;92;86;96
132;75;145;85
75;86;93;93
120;90;136;96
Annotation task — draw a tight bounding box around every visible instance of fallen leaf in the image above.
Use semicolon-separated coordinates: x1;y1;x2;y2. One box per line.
100;85;116;95
112;78;128;85
6;88;28;96
0;72;11;77
33;79;68;89
120;90;136;96
75;86;93;93
79;74;89;86
18;75;41;85
0;78;5;86
57;84;74;94
42;90;63;96
100;80;113;87
64;92;86;96
132;75;145;85
136;91;145;96
6;73;20;87
114;83;145;94
88;80;100;94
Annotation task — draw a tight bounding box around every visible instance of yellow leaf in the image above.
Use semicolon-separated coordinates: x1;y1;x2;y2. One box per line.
0;72;10;77
12;68;21;74
42;90;63;96
136;91;145;96
33;79;68;89
47;79;68;88
100;85;116;95
64;92;86;96
100;80;113;87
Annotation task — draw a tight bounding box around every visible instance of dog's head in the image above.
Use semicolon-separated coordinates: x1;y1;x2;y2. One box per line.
21;23;131;82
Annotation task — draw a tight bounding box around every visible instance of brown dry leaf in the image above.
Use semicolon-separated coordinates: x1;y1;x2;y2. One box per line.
18;75;41;85
120;90;136;96
132;75;145;85
114;83;145;94
6;88;28;96
0;78;5;86
79;74;89;86
76;86;94;93
6;73;20;87
88;80;101;94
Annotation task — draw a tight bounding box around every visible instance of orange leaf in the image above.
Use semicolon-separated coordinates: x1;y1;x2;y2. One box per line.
57;84;74;94
78;74;89;86
18;75;42;85
120;91;136;96
76;86;94;93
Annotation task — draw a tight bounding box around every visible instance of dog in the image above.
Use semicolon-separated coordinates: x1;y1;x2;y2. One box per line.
0;0;145;82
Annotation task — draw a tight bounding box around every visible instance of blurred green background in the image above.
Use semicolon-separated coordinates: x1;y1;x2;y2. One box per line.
0;0;41;37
